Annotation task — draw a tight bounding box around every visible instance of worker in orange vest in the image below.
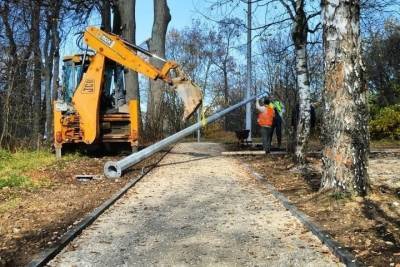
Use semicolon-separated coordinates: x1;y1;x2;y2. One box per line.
256;98;276;154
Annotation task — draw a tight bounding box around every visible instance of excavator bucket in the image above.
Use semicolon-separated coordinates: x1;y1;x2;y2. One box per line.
171;68;203;120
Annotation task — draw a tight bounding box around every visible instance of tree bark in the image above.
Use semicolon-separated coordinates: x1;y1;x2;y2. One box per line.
223;65;229;130
31;0;42;147
321;0;369;195
115;0;139;103
147;0;171;138
52;20;61;103
44;15;55;141
0;2;17;146
292;0;311;165
100;0;111;32
45;0;61;141
44;38;54;140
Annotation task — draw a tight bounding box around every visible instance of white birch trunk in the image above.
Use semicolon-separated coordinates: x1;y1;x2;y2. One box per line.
321;0;369;195
294;43;311;165
293;0;311;165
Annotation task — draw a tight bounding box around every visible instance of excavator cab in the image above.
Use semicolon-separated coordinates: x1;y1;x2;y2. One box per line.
61;55;88;103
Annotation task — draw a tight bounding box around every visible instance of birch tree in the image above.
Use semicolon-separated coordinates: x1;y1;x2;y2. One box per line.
279;0;316;165
205;0;319;158
321;0;369;195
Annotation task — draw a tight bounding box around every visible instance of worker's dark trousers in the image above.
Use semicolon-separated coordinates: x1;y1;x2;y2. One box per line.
271;114;282;147
261;126;273;153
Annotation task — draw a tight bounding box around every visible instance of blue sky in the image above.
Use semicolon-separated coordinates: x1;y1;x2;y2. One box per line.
136;0;206;43
63;1;208;55
61;0;299;56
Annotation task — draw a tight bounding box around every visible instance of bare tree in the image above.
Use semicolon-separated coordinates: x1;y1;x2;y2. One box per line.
279;0;316;165
31;0;43;146
51;6;61;104
0;1;17;146
210;19;240;109
257;33;299;148
320;0;369;195
43;0;62;141
146;0;171;139
202;0;320;154
165;22;223;132
0;0;115;149
114;0;139;103
364;20;400;106
43;16;55;140
361;0;400;30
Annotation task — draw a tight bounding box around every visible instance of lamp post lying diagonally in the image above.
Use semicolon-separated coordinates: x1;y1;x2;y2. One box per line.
104;92;267;179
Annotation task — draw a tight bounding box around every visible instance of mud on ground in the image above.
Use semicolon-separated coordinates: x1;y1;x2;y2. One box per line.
0;151;167;267
245;151;400;267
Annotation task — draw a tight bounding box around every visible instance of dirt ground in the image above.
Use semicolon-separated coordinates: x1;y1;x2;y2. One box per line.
0;151;167;267
244;150;400;267
1;139;398;266
50;143;342;266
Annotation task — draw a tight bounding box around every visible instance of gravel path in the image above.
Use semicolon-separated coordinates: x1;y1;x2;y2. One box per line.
50;142;342;266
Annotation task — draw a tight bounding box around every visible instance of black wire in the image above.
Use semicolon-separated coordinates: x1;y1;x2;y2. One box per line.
75;31;86;51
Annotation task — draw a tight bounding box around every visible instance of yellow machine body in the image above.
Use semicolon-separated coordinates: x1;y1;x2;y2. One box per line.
53;27;202;157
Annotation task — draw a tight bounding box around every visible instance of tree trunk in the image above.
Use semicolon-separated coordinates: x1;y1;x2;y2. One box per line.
223;66;229;130
31;0;42;147
52;21;61;102
147;0;171;138
45;1;61;142
0;2;17;146
115;0;139;103
0;68;16;146
321;0;369;195
100;0;111;32
292;0;311;165
44;46;54;140
44;23;55;141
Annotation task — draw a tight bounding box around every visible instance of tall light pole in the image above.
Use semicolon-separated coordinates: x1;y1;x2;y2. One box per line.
245;0;252;142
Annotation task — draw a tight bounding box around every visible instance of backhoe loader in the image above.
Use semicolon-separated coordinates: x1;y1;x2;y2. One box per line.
53;27;202;158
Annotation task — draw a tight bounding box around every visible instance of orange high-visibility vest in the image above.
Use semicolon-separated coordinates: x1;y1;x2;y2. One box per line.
258;105;275;127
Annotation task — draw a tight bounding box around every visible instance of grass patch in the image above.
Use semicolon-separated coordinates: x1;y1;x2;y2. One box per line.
0;149;80;190
370;139;400;149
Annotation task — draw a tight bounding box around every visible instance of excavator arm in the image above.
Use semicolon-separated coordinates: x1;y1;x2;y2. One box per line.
68;27;202;145
83;27;202;119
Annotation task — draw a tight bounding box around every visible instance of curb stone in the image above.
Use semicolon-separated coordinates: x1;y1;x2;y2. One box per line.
242;162;363;267
27;149;171;267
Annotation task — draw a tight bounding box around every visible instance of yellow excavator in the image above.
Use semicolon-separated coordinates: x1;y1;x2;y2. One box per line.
53;27;202;157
